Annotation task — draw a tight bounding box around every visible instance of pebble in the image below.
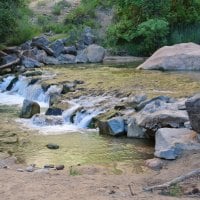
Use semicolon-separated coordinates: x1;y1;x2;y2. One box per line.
44;164;55;169
145;158;164;171
56;165;65;170
26;166;34;172
17;168;24;172
46;143;60;150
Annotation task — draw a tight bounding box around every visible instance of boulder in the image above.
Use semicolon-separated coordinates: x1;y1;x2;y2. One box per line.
35;50;47;63
32;114;64;126
62;46;77;55
32;36;50;47
136;110;189;136
2;54;18;64
127;118;147;138
155;128;200;160
98;117;125;136
46;143;59;149
20;99;40;119
75;50;88;63
20;41;32;50
44;56;60;65
137;43;200;71
22;49;37;59
61;82;76;94
49;39;65;57
45;107;63;116
127;94;147;108
86;44;105;63
57;54;76;64
185;94;200;133
82;27;95;45
21;56;43;68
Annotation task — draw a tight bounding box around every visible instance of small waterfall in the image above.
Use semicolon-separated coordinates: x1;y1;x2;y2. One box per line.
0;76;15;91
0;75;116;132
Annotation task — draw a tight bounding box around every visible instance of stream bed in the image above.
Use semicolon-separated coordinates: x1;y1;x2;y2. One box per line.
1;64;200;169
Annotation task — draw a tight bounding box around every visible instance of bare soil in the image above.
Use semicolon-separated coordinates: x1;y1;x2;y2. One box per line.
0;151;199;200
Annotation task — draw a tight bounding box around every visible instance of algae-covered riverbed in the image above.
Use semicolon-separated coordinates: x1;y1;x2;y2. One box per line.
1;64;200;169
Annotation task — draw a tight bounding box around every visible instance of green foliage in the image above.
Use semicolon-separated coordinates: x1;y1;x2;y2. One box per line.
133;19;169;55
0;0;40;45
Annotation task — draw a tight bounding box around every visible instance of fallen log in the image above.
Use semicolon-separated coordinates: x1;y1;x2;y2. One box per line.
0;58;20;70
143;168;200;192
0;50;8;57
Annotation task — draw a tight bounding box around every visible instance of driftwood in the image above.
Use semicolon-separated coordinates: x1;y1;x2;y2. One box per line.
0;58;20;70
144;168;200;192
0;50;8;57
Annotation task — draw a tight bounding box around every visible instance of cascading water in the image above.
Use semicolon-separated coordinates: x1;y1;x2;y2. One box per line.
0;75;115;133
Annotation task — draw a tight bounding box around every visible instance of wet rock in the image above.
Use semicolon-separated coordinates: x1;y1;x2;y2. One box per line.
56;165;65;170
20;99;40;119
145;158;164;170
86;44;105;63
98;116;125;136
45;107;63;116
49;39;65;57
136;110;189;137
61;82;76;94
127;118;147;138
137;43;200;71
47;143;59;150
154;128;200;160
21;56;43;68
57;54;76;64
6;77;18;90
32;114;64;126
185;94;200;133
62;46;77;55
26;166;34;172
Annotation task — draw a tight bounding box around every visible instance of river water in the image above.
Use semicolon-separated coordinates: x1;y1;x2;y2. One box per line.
1;64;200;169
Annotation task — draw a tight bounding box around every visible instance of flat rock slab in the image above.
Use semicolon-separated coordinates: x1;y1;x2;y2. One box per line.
155;128;200;160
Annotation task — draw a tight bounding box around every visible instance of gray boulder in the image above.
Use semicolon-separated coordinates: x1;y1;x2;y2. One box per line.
20;41;32;50
137;43;200;71
35;50;47;63
49;39;64;57
75;50;88;63
155;128;200;160
44;56;60;65
2;54;18;64
127;118;147;138
86;44;105;63
62;46;77;55
185;94;200;133
126;94;147;108
82;27;95;45
136;109;189;137
20;99;40;118
57;54;76;64
32;36;50;47
21;56;43;68
98;117;125;136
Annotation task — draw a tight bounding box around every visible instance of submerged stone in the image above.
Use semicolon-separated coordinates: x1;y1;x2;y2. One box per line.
46;143;60;150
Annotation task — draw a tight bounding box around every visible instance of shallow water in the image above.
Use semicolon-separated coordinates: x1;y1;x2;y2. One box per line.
1;64;200;168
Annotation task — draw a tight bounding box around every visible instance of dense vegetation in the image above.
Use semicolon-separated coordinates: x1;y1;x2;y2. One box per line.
1;0;200;55
0;0;39;47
